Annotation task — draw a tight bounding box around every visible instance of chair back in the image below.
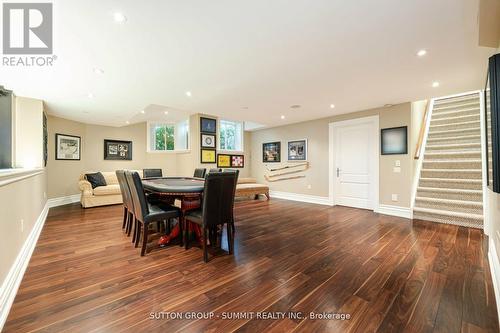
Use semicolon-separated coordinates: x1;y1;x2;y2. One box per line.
209;168;221;173
193;168;206;178
201;172;237;227
223;169;240;199
115;170;132;209
143;168;163;178
125;171;149;221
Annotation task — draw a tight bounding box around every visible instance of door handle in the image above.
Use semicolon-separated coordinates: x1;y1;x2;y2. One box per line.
337;168;340;177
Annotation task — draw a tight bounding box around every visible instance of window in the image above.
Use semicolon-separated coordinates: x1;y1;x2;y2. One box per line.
148;120;189;152
219;119;243;151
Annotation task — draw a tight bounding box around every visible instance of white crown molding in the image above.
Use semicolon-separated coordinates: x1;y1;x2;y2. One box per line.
47;194;81;208
0;202;48;331
378;204;412;219
269;190;331;206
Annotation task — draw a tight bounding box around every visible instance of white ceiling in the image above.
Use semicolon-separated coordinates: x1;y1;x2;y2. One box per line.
0;0;497;128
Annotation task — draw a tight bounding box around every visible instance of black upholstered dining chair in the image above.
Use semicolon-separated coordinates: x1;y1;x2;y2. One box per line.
116;170;135;234
185;172;237;262
209;168;221;173
143;168;163;179
125;171;181;256
193;168;206;178
223;169;239;233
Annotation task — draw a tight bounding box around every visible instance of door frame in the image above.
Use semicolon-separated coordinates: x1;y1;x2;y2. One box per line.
328;115;379;211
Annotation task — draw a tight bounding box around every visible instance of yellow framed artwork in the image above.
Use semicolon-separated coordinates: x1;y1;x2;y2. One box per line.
200;149;216;163
217;154;231;168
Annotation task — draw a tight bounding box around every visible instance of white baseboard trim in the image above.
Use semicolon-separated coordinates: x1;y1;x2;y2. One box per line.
378;204;412;219
47;194;80;208
488;237;500;327
269;190;331;206
0;202;48;331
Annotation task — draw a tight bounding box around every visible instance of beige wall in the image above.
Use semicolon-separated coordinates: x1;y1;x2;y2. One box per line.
0;172;47;284
249;102;418;208
14;97;44;169
47;114;251;198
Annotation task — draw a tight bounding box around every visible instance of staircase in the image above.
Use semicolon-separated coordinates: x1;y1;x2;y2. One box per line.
413;93;484;228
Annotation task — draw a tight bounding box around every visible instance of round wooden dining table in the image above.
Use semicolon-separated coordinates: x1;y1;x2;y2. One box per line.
142;177;205;246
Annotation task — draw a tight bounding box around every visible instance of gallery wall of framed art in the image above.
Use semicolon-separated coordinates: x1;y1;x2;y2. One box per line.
200;116;217;164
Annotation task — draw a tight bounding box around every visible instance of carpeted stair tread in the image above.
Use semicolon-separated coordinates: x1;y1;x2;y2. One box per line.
413;207;483;221
424;151;481;159
428;120;480;132
416;187;483;201
425;142;481;151
431;114;479;125
427;127;481;138
431;108;480;119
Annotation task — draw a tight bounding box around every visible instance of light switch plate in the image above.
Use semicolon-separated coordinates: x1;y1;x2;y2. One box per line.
395;160;401;167
393;167;401;173
392;194;398;202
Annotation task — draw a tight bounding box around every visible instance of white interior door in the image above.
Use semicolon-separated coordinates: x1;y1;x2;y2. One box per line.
331;117;377;210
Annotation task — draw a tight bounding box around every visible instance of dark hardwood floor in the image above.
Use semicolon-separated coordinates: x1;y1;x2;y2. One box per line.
3;199;499;332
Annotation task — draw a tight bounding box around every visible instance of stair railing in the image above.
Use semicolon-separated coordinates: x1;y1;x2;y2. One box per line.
414;100;431;159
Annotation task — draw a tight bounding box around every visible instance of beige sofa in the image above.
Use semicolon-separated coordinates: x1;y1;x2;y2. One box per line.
78;170;143;208
236;177;269;200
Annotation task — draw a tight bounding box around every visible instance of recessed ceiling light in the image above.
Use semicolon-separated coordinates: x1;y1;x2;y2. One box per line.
185;91;192;97
417;49;427;57
125;121;130;124
164;111;169;115
140;110;145;114
384;104;395;107
93;68;104;75
280;115;285;119
330;104;335;109
113;12;127;23
87;93;94;98
432;81;440;88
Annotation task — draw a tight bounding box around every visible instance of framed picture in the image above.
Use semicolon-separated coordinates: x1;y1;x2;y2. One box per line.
201;133;216;148
104;139;132;160
263;141;281;162
201;149;216;163
200;117;217;134
231;155;244;168
55;133;81;160
381;126;408;155
485;53;500;193
217;154;231;168
287;139;307;161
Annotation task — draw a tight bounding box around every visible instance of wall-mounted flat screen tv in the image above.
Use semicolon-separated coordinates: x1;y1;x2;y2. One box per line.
485;53;500;193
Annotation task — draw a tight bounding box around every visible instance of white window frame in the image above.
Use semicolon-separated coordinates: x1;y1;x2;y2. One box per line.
147;121;190;153
218;119;244;153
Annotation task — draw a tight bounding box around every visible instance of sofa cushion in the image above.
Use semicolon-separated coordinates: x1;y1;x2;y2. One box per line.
238;177;257;184
236;183;268;190
85;172;107;189
93;184;121;196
